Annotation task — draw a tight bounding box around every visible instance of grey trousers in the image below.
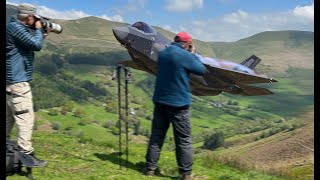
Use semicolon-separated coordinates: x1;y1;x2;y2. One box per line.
145;103;193;175
6;82;35;154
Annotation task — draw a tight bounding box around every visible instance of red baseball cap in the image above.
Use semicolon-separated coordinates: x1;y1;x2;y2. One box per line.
175;32;192;42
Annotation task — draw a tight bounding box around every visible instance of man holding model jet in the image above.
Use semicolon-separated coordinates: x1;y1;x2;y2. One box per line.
143;32;206;180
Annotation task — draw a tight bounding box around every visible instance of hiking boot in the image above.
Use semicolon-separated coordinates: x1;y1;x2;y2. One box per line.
142;167;155;176
28;152;48;167
179;173;192;180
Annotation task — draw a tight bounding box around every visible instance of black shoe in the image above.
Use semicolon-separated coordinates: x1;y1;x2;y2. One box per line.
179;173;192;180
27;152;48;167
142;167;155;176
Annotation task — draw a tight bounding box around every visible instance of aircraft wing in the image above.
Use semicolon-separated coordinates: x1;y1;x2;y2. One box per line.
237;84;274;96
191;88;222;96
119;60;148;71
204;64;277;84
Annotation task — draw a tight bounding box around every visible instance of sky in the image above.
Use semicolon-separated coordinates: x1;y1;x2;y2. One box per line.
6;0;314;42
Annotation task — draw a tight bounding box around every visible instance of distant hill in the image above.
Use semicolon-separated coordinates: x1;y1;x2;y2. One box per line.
40;16;315;76
211;31;314;75
6;4;313;76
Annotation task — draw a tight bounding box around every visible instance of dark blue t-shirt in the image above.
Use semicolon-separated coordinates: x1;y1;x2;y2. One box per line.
152;42;206;107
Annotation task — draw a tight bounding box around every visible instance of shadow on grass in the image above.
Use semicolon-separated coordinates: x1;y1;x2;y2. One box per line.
94;152;177;179
6;168;34;179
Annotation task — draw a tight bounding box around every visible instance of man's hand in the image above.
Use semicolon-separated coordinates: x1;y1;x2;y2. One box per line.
190;44;196;54
35;21;42;29
44;28;51;37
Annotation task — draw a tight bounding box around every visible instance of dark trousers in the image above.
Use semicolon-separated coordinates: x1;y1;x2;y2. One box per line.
145;103;193;175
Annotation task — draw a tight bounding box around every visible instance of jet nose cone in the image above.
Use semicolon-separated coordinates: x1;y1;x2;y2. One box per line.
112;27;129;44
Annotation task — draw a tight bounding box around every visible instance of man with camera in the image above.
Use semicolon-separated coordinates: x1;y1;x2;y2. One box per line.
143;32;206;180
6;3;50;167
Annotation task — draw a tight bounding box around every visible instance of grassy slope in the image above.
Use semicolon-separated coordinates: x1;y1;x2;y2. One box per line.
7;130;284;180
213;110;314;180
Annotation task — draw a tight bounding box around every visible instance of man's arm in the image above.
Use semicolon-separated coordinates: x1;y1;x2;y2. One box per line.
183;53;207;76
12;26;44;51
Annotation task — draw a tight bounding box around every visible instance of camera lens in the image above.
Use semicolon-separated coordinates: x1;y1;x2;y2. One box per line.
50;22;63;34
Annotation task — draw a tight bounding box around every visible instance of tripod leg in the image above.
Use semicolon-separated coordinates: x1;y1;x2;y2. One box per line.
124;68;129;170
117;66;122;170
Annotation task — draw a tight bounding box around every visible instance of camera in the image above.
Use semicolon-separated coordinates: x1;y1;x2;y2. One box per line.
39;19;63;34
187;44;193;52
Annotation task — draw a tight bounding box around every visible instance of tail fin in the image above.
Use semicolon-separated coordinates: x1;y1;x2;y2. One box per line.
240;55;261;70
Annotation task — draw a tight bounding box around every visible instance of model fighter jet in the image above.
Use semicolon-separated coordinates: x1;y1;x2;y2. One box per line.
112;21;277;96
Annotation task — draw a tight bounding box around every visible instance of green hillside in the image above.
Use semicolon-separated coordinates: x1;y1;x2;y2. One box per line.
6;3;314;180
211;31;314;75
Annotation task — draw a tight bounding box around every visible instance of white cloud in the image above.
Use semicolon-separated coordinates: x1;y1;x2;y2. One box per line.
107;0;147;22
125;0;147;11
293;3;314;20
165;0;203;12
99;14;124;22
178;4;314;42
222;10;249;24
6;0;18;5
37;6;89;20
6;1;124;22
162;25;178;33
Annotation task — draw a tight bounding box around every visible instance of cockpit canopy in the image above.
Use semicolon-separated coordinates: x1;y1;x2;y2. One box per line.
131;21;156;33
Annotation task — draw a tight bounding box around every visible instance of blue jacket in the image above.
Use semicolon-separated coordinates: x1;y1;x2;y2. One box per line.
152;42;206;107
6;17;44;84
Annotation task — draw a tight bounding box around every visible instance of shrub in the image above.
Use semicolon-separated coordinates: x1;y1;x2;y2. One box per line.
115;120;121;129
78;117;91;126
143;129;150;137
259;132;267;139
74;108;86;118
79;137;93;144
51;122;61;130
145;115;153;120
105;101;117;113
279;124;291;131
65;122;76;131
76;130;84;138
103;120;114;129
36;60;58;75
91;119;100;125
267;129;277;136
61;103;74;115
110;126;120;135
48;109;59;116
203;132;224;150
290;122;304;131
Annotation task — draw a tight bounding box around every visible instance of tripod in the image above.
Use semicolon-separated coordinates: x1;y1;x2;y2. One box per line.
113;65;132;170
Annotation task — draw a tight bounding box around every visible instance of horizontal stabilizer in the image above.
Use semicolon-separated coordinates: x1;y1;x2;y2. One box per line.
240;55;261;70
205;64;277;84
